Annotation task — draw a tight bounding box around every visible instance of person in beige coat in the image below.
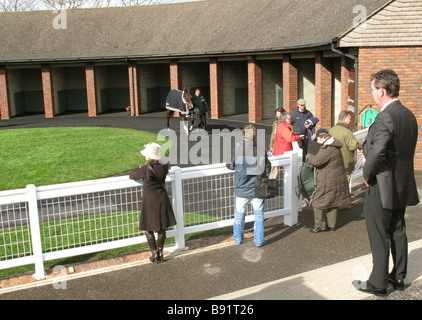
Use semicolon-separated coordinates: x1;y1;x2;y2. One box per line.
307;129;351;233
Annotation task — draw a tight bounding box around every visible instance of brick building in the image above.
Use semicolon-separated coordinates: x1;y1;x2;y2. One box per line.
0;0;421;168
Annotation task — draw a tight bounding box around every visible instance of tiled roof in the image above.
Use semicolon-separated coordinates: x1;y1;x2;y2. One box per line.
0;0;391;62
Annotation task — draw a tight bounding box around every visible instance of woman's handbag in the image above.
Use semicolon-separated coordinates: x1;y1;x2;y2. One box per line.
254;175;279;199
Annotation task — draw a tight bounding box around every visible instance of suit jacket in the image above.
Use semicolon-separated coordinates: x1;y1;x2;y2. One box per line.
362;100;419;210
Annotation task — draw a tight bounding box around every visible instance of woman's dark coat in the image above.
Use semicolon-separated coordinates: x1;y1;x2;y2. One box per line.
129;162;176;231
307;138;351;210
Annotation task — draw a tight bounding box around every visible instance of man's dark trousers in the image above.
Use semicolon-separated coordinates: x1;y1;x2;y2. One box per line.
364;183;408;289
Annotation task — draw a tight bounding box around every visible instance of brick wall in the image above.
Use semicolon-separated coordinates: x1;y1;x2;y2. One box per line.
209;58;224;119
41;65;54;118
85;63;98;117
170;60;182;117
170;60;182;90
358;47;422;171
128;62;141;116
0;66;10;119
282;54;298;113
248;59;262;123
341;56;356;130
315;52;333;130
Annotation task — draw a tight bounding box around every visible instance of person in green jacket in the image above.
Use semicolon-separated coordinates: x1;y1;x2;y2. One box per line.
329;110;363;190
191;88;210;130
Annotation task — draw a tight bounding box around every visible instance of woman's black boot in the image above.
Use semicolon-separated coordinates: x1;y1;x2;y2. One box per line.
146;232;158;263
157;231;166;263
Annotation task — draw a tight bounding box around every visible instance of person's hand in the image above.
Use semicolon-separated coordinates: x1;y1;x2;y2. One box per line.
364;179;370;188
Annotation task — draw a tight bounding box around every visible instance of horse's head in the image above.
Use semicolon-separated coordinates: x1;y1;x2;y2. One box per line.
183;88;193;109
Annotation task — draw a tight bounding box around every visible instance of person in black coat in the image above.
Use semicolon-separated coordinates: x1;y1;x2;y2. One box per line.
291;99;314;160
353;70;419;296
129;142;176;264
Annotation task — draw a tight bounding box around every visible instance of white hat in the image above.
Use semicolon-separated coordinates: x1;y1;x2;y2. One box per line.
140;142;162;160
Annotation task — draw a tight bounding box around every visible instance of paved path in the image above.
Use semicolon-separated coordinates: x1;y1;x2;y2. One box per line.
1;111;421;303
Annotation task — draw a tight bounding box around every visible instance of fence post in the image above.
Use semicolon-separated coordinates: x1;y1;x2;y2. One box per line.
284;151;299;226
26;184;46;280
172;167;186;250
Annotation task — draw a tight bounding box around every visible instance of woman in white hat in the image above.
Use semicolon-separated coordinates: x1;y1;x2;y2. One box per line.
129;142;176;263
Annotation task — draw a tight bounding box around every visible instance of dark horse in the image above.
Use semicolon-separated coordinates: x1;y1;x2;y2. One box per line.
165;89;194;134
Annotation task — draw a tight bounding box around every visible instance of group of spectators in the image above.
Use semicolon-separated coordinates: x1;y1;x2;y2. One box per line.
131;97;364;260
130;69;419;299
269;99;363;233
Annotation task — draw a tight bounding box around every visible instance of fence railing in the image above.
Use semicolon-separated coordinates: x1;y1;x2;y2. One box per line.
0;128;368;281
0;151;301;280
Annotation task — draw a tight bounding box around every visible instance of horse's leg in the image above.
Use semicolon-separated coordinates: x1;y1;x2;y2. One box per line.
167;110;171;129
189;113;195;133
181;115;189;135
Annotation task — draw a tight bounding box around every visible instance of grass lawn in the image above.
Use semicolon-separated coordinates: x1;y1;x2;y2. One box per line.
0;126;232;279
0;127;166;191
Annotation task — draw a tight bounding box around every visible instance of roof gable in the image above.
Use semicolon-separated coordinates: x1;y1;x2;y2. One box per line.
339;0;422;47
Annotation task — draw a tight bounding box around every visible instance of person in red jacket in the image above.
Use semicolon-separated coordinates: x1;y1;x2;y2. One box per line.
273;112;301;156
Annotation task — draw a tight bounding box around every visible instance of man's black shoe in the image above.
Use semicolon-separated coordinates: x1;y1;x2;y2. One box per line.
388;276;405;290
352;280;388;297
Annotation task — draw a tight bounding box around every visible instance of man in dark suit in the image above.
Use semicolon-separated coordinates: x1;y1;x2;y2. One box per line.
353;69;419;296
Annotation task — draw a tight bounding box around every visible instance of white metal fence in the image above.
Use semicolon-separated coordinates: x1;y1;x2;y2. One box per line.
0;151;301;280
0;128;368;281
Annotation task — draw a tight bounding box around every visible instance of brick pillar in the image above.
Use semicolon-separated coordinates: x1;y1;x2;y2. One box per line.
209;58;224;119
41;65;55;118
0;66;11;120
128;62;141;116
341;56;356;130
283;54;298;113
248;59;263;123
315;52;333;130
170;60;182;117
85;63;98;117
170;60;182;90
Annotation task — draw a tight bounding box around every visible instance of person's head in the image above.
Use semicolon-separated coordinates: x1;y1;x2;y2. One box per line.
280;112;292;124
297;99;307;112
140;142;162;162
314;128;331;144
275;107;285;120
195;88;201;97
370;69;400;107
338;110;353;126
243;124;256;141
